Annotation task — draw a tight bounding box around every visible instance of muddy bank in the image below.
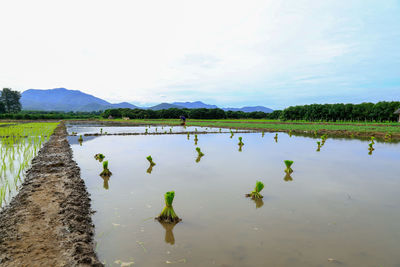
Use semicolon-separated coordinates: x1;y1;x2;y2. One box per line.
0;122;102;266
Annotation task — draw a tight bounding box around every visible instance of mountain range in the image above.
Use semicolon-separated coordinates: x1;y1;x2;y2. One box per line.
21;88;273;113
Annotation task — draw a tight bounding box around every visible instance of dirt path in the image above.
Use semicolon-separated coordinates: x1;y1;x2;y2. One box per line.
0;123;102;266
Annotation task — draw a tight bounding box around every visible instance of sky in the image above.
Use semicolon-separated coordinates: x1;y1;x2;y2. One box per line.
0;0;399;109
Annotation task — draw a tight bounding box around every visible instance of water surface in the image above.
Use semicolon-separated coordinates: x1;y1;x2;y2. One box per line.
69;128;400;267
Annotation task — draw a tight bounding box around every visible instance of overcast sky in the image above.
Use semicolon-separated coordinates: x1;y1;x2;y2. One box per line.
0;0;399;109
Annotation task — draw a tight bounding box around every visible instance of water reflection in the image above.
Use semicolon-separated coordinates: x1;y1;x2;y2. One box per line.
252;198;264;209
147;165;153;174
283;173;293;182
101;175;110;189
158;221;178;245
238;144;243;152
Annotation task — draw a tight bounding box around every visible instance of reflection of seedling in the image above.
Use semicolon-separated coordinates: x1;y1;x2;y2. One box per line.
384;132;392;142
238;144;243;152
195;128;197;132
289;130;292;137
100;128;103;134
284;160;294;174
147;165;154;174
145;129;148;134
246;181;264;200
230;131;234;138
283;173;293;182
155;128;158;132
78;135;83;142
100;161;112;177
187;133;190;140
274;133;278;142
102;176;110;189
156;191;182;223
170;128;172;133
262;132;265;138
147;156;156;166
321;134;328;145
194;134;198;145
94;153;105;162
219;128;222;133
159;221;178;245
238;137;244;146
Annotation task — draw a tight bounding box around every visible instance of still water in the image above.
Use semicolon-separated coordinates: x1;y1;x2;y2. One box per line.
69;126;400;267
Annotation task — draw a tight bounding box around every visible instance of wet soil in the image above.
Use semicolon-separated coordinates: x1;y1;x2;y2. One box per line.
0;122;102;266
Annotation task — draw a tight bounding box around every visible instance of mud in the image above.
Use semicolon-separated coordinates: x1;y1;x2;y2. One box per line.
0;122;102;266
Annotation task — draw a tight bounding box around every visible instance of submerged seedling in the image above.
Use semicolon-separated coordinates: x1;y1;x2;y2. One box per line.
246;181;264;200
284;160;294;174
100;160;112;177
156;191;181;223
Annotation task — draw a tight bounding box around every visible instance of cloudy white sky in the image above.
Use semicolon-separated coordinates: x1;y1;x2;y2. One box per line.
0;0;399;109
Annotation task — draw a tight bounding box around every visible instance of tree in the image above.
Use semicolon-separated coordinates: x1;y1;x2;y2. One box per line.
0;88;22;113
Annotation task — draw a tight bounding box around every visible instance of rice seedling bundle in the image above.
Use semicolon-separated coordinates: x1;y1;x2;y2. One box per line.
156;191;181;223
246;181;264;199
284;160;294;174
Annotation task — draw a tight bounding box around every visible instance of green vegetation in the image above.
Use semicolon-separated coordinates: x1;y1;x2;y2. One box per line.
246;181;264;200
284;160;294;174
196;147;204;157
238;137;244;146
156;191;181;223
317;141;321;152
94;153;105;162
147;156;156;166
78;135;83;143
0;122;58;207
100;160;112;177
194;134;198;145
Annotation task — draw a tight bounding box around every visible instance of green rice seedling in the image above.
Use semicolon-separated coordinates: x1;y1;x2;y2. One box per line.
100;128;103;134
187;133;190;140
94;153;105;162
284;160;294;174
196;147;204;157
262;132;265;138
289;130;292;137
155;127;158;132
194;134;198;145
274;133;278;142
219;128;222;133
368;143;375;151
170;128;172;133
147;155;156;166
238;137;244;146
236;128;238;133
156;191;181;223
100;160;112;177
230;131;234;138
145;129;148;134
370;136;375;145
314;130;318;136
195;128;197;132
78;135;83;142
317;141;321;152
246;181;264;200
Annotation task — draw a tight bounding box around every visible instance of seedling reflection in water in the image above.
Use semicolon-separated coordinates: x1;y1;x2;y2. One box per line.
246;181;264;200
78;135;83;145
194;134;198;145
284;173;293;182
289;130;292;137
262;132;265;138
156;191;182;223
187;133;190;140
158;221;178;245
284;160;294;174
274;133;278;142
100;160;112;177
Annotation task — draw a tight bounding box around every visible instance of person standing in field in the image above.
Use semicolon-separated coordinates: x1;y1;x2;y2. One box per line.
180;115;186;126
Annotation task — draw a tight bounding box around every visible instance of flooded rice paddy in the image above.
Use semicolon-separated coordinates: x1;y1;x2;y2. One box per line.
68;125;400;267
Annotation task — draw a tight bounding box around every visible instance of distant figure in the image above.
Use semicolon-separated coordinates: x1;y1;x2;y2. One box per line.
180;115;186;126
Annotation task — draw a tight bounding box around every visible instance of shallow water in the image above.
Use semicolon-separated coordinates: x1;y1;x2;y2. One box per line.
69;127;400;267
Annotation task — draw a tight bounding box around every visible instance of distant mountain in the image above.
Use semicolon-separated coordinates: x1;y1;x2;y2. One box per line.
223;106;273;113
21;88;273;113
172;101;218;109
21;88;137;111
148;103;183;110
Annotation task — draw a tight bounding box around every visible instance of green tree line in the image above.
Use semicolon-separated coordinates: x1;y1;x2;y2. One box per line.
280;102;400;122
102;108;274;120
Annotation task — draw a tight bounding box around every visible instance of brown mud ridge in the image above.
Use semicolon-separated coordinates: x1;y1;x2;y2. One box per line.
0;123;102;266
75;130;254;137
